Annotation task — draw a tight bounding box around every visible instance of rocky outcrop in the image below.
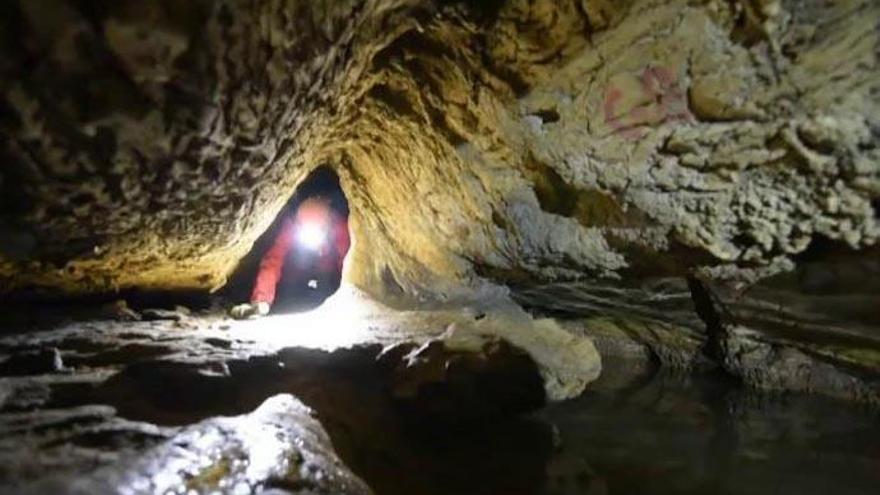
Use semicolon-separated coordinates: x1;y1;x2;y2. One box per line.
2;0;876;297
0;300;599;493
515;246;880;405
380;336;546;422
697;244;880;404
1;1;878;398
0;310;377;493
8;395;372;495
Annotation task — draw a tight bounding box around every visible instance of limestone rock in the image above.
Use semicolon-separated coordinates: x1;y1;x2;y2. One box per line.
0;0;875;304
696;245;880;404
0;347;65;376
381;336;546;423
0;0;877;402
14;395;372;495
0;304;580;493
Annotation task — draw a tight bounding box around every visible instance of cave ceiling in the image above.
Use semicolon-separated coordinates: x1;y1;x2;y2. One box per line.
0;0;877;304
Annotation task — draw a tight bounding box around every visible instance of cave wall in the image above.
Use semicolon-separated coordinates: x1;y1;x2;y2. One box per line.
339;0;879;304
1;0;878;307
0;0;418;293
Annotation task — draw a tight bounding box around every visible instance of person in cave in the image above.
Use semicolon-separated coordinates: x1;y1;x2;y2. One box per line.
230;194;350;319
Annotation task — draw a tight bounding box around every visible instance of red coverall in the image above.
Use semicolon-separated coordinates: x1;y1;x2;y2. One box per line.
250;206;350;306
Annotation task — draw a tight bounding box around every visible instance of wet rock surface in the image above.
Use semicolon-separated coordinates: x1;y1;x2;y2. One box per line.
1;0;877;336
0;0;878;491
697;244;880;404
512;277;710;370
3;305;878;495
9;395;371;495
381;337;546;423
511;243;880;405
0;296;587;493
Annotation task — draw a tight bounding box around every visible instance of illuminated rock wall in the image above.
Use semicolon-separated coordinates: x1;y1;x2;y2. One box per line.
2;0;876;299
1;1;878;380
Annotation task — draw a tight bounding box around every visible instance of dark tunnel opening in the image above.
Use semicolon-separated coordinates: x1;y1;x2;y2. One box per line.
224;166;350;314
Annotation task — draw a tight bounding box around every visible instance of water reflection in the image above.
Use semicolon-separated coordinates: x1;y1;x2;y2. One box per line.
538;359;880;495
81;344;880;495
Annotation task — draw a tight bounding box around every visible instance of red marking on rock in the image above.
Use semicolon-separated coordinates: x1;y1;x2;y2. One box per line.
602;65;692;140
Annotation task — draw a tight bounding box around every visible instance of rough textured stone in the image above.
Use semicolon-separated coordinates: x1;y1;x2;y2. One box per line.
0;0;878;410
380;336;546;423
9;395;372;495
0;300;596;493
1;0;876;301
696;245;880;404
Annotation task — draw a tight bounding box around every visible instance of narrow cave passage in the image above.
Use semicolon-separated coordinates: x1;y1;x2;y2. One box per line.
227;166;351;315
1;0;880;494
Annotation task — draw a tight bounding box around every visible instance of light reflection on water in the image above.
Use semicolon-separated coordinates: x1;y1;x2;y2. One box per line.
240;349;880;495
537;360;880;495
60;335;880;495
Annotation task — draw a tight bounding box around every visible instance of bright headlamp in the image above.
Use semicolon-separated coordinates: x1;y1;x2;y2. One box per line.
296;221;327;251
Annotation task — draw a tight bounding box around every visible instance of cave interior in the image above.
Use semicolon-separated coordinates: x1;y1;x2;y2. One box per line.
0;1;879;494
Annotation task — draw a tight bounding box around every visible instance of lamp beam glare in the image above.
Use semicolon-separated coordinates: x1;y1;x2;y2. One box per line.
228;287;374;351
297;221;326;251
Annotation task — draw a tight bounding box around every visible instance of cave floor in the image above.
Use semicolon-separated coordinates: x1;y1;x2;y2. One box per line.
1;292;879;494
